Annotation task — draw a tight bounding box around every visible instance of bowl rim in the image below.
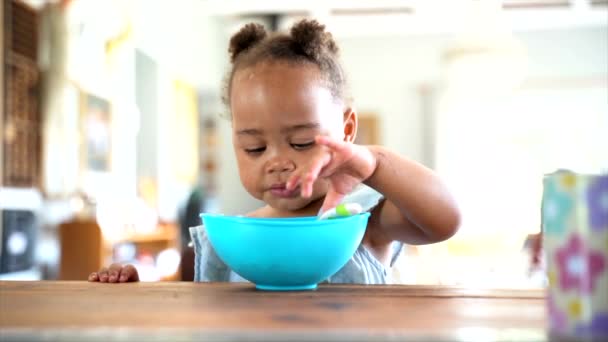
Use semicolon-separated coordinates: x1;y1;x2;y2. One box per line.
199;212;370;226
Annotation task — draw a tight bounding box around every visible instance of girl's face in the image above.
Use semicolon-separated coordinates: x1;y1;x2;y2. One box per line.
230;62;354;214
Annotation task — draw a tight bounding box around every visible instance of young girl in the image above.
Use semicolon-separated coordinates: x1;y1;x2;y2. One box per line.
89;19;460;284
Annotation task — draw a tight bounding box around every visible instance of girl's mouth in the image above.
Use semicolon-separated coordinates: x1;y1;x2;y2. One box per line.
269;184;300;198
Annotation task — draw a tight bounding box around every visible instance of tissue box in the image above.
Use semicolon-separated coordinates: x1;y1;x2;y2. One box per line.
542;170;608;340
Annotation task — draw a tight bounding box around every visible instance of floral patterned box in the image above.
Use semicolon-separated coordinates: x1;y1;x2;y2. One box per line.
542;170;607;340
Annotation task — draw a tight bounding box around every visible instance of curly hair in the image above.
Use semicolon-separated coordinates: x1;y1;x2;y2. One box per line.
222;19;350;114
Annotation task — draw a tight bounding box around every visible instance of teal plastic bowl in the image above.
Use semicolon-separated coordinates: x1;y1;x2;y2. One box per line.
199;213;370;291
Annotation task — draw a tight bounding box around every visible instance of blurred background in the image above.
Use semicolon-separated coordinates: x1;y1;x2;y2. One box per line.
0;0;606;287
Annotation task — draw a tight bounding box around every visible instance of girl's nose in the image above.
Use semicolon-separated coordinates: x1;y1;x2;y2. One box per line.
265;158;296;174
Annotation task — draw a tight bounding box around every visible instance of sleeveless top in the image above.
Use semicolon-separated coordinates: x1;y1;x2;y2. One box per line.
189;185;404;284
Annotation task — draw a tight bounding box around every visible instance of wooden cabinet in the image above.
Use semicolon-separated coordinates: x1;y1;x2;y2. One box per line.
58;218;180;281
58;219;102;280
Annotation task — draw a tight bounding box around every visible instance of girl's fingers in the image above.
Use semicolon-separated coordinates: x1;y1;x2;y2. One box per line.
90;264;139;283
98;267;109;282
87;263;139;283
288;137;353;198
286;174;300;191
315;135;350;153
301;153;331;198
315;136;356;177
117;267;128;283
121;264;139;282
88;272;99;282
108;263;122;283
320;189;347;215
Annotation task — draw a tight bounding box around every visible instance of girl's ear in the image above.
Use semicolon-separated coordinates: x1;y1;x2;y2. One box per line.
342;107;357;143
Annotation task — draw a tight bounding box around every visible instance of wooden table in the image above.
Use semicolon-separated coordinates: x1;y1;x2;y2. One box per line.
0;281;547;341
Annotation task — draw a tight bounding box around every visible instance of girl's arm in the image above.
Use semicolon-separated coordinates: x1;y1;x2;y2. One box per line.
365;146;460;245
288;136;460;245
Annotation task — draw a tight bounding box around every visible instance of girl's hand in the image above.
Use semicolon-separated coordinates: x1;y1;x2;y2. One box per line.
88;263;139;283
286;135;377;214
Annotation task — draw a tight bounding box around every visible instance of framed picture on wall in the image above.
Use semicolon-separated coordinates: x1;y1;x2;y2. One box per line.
355;114;380;145
80;92;111;173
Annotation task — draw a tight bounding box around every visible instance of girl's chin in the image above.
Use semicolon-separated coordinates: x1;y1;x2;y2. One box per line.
268;196;324;214
270;199;309;211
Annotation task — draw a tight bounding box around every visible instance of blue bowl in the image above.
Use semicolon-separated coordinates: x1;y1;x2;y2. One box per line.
199;213;370;291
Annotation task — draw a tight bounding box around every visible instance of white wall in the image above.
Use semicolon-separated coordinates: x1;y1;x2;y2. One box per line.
518;27;608;79
338;34;451;164
336;26;607;168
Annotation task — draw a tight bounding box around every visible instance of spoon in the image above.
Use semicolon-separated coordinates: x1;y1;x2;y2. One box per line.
318;203;363;220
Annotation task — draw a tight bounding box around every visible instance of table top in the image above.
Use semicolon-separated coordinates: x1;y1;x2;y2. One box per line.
0;281;547;341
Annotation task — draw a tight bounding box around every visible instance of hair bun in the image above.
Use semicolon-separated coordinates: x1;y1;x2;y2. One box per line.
290;19;338;59
229;23;267;63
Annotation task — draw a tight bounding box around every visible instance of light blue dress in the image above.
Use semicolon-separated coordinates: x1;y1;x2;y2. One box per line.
189;185;404;284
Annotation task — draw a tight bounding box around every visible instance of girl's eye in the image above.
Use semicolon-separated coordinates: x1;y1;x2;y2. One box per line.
291;142;315;150
245;147;266;155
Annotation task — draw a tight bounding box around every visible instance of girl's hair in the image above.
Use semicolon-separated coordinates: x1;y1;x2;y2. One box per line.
222;19;349;112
